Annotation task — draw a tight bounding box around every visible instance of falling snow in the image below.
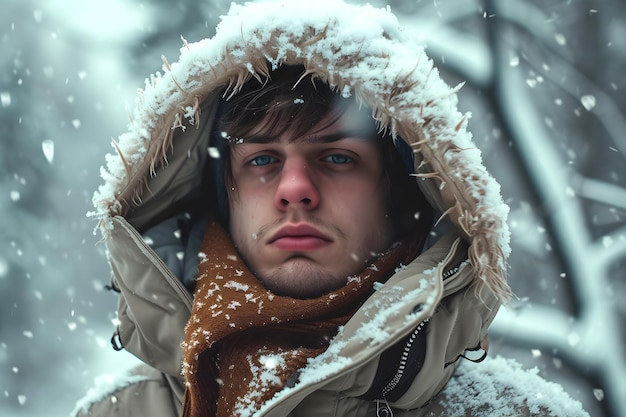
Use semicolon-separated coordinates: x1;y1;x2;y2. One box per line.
41;140;55;164
2;0;624;416
0;92;11;107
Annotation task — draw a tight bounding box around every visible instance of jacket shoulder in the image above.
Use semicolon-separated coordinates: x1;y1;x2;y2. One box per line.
417;356;590;417
72;364;181;417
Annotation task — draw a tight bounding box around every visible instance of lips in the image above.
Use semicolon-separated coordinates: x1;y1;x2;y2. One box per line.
268;223;332;252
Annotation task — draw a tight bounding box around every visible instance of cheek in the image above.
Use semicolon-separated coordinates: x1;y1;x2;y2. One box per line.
338;182;389;236
228;186;265;240
362;183;392;242
227;192;248;242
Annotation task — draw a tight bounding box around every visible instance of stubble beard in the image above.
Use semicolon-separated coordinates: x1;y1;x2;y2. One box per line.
258;257;348;299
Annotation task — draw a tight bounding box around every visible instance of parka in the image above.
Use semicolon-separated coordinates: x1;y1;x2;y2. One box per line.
74;1;590;416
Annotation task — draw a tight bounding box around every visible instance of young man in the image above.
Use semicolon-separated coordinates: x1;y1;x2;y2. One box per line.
77;1;589;416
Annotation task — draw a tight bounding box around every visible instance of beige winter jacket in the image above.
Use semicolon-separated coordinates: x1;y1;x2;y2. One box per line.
75;1;589;416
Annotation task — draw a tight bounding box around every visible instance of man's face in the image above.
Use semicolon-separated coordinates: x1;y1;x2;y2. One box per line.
227;104;393;298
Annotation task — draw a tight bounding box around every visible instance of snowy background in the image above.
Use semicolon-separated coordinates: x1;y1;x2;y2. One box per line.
1;0;624;416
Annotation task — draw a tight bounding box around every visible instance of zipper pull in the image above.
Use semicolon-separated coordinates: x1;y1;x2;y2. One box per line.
376;399;394;417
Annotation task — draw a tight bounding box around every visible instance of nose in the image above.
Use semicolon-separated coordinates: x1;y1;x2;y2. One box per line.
274;158;320;211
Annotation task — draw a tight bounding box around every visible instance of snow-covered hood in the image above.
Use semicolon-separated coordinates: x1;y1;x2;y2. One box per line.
89;0;512;413
91;0;510;299
92;0;510;297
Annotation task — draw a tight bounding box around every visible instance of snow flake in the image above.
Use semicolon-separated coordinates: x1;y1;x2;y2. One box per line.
43;66;54;78
580;95;596;111
224;281;249;292
234;351;293;416
183;105;196;123
33;9;43;23
555;33;567;46
245;293;259;304
208;147;221;159
0;92;11;107
593;388;604;401
567;332;581;347
264;357;278;369
346;275;360;284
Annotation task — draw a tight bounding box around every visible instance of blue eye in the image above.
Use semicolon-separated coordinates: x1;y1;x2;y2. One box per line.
324;154;353;164
250;155;276;166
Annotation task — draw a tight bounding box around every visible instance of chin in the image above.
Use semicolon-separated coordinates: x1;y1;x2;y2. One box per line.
259;261;347;299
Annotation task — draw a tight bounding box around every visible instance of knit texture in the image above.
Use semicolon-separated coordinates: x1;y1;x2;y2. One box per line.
181;220;426;417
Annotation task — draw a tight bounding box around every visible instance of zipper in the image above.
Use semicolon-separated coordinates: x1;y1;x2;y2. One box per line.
443;266;459;280
380;317;429;398
379;265;458;400
115;216;194;310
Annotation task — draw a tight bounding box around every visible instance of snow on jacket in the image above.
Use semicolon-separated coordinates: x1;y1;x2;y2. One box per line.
74;1;589;416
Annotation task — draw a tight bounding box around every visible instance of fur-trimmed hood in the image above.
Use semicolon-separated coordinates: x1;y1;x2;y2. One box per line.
89;0;514;415
91;0;510;300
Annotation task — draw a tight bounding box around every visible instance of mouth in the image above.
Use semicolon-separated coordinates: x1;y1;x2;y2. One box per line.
268;223;333;252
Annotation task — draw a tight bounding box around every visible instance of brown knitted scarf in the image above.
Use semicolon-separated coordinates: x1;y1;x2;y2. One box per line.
181;220;425;417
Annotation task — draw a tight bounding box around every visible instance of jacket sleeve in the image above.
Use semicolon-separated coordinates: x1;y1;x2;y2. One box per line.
415;355;590;417
72;364;182;417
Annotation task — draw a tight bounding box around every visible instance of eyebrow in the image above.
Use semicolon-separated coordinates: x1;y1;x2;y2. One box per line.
235;129;377;145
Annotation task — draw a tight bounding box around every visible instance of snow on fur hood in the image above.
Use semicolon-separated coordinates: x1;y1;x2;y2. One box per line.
90;0;511;301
